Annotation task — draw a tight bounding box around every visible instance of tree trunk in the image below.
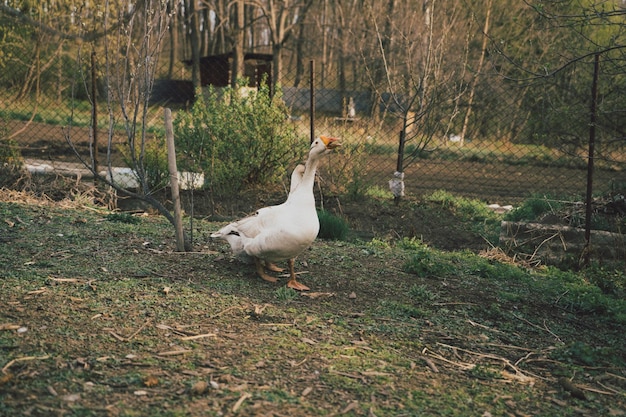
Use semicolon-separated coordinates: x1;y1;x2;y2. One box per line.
293;17;307;88
189;0;202;88
167;2;177;79
369;0;396;121
460;0;492;146
232;0;245;88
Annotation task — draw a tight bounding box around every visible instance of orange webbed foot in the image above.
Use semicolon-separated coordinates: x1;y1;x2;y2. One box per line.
287;279;310;292
286;258;309;291
254;257;278;283
265;262;284;273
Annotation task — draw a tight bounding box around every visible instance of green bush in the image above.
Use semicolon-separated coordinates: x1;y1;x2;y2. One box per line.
317;210;349;241
174;81;300;195
583;265;625;297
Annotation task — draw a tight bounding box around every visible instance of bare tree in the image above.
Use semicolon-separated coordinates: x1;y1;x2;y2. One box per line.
66;0;191;249
459;0;492;146
252;0;313;94
188;0;202;87
167;0;180;79
232;0;246;87
358;0;467;201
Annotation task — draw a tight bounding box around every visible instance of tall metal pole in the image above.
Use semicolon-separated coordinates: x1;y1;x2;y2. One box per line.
310;60;315;143
583;53;600;267
91;50;98;188
394;130;406;205
396;130;405;174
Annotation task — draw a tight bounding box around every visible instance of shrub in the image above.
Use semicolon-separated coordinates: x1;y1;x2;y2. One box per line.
317;210;349;241
174;81;300;196
329;141;371;199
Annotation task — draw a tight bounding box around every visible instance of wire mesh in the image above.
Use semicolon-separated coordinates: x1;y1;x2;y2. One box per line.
1;2;625;213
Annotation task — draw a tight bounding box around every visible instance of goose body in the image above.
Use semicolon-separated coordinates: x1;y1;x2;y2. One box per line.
211;136;340;290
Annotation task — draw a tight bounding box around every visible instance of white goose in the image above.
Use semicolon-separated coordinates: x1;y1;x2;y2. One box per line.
211;136;341;291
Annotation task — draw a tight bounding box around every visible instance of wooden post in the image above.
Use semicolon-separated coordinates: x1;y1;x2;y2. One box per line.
164;108;186;252
91;50;98;187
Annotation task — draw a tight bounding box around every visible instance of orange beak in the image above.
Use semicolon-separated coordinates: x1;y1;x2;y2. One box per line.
320;136;341;149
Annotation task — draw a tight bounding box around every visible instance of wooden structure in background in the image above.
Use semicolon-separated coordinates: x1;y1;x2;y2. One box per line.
185;53;273;89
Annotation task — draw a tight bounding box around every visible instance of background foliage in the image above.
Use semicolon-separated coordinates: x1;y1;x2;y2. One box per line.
0;0;625;204
174;82;301;195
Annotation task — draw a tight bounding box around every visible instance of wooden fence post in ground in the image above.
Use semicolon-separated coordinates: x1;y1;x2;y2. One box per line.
164;108;186;252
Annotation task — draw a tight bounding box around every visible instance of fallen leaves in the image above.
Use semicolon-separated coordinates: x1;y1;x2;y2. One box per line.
144;375;160;388
155;323;216;341
48;276;81;284
26;288;47;296
105;321;150;342
62;393;81;402
341;401;359;414
301;337;317;345
422;343;538;385
421;356;439;373
0;373;13;385
47;385;58;396
558;377;587;401
1;199;623;417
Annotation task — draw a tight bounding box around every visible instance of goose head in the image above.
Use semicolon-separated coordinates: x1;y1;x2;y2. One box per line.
309;136;341;158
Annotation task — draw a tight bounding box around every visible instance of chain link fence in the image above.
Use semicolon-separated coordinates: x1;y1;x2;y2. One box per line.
4;59;625;203
1;2;625;216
